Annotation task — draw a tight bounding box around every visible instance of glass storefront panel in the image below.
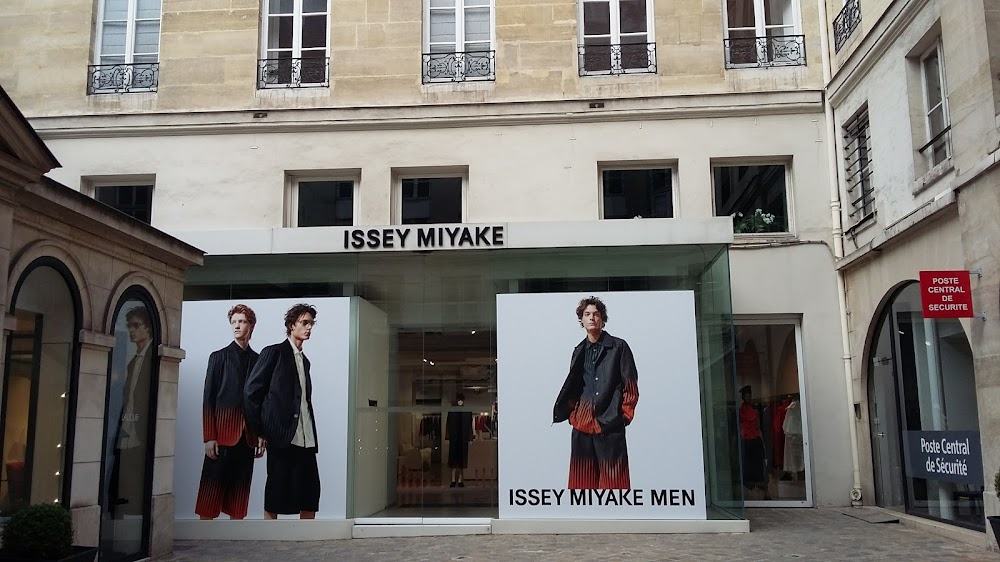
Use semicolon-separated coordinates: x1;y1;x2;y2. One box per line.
100;295;160;561
868;282;984;530
0;266;75;515
184;243;742;521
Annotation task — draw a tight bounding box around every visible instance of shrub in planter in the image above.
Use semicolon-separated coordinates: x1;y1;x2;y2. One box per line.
0;503;72;560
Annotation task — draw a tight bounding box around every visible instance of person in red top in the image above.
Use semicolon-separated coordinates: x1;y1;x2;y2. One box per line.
739;385;767;492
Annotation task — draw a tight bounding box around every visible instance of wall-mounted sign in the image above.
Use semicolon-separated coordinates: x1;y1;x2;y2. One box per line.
342;225;504;250
918;270;973;318
904;430;983;485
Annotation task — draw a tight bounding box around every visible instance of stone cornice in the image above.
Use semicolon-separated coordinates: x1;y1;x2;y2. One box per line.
27;91;826;139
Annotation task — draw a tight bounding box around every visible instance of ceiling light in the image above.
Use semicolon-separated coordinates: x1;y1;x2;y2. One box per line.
429;361;435;366
422;358;428;363
471;330;477;334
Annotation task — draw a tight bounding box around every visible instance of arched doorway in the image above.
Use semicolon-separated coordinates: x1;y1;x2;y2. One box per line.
0;260;81;514
867;281;984;529
99;288;161;562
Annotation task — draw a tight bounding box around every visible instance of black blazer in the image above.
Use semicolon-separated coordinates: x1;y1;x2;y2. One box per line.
243;339;319;451
203;341;259;447
553;331;639;434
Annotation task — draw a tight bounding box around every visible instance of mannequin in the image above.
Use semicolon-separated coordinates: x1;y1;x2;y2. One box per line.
445;393;473;487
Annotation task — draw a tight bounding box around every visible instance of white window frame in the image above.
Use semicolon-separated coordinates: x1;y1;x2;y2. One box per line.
259;0;331;87
285;174;359;227
721;0;802;68
919;38;951;167
597;163;677;220
733;316;814;509
577;0;656;75
711;160;794;236
92;0;161;93
422;0;496;83
86;177;156;224
391;170;469;225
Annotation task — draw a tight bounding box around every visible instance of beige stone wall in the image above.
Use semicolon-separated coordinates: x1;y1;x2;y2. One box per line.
5;194;192;557
0;0;827;117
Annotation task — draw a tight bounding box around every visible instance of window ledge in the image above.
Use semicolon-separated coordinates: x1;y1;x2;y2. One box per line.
844;212;877;238
911;158;954;196
420;80;497;93
731;232;797;245
254;87;330;99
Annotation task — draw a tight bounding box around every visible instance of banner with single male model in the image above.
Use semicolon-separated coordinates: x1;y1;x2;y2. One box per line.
174;297;350;520
497;291;706;519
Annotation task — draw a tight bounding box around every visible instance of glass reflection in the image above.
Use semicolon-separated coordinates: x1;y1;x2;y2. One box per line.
101;298;157;561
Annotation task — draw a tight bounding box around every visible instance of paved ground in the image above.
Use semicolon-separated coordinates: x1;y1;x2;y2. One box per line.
161;508;996;561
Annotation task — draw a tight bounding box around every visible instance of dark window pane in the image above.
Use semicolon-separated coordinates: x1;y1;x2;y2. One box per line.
95;185;153;224
302;15;327;48
602;169;672;219
401;177;462;224
713;165;788;233
298;180;353;227
583;2;611;35
582;37;612;72
619;0;646;34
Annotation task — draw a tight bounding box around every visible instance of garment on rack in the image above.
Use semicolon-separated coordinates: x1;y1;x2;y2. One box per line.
782;400;804;472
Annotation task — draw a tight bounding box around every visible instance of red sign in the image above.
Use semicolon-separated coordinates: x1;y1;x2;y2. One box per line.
919;270;974;318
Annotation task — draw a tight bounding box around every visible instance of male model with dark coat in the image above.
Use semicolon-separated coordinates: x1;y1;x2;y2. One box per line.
244;303;321;519
195;304;261;520
553;296;639;490
111;305;155;517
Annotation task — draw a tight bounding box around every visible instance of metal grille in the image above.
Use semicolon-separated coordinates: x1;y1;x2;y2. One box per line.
422;51;496;83
87;63;159;94
843;107;874;224
724;35;806;69
578;43;657;76
257;57;330;89
833;0;861;53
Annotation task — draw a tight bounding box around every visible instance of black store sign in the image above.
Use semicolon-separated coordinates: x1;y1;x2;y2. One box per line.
343;225;504;250
904;430;983;485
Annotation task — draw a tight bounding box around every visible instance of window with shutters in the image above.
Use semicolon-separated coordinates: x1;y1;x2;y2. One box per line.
89;0;161;94
422;0;495;83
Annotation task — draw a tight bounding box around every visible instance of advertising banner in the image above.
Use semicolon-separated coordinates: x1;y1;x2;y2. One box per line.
174;297;351;520
496;291;706;520
904;430;984;485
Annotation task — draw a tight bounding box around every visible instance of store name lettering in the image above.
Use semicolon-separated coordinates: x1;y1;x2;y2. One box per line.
343;226;504;250
507;488;696;507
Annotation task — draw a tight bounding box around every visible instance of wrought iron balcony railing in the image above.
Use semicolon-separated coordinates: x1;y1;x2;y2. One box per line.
833;0;861;53
578;43;657;76
724;35;806;69
257;57;330;89
422;51;496;83
88;63;159;94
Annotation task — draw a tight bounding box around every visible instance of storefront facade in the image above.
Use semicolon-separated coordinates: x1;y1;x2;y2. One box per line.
0;86;204;560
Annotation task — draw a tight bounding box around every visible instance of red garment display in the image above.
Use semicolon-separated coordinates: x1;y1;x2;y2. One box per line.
771;399;791;469
739;403;762;439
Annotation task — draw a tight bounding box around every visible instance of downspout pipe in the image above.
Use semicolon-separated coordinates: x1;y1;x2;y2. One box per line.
817;0;864;506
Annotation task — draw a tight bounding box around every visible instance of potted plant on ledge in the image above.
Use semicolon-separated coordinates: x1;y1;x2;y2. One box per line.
0;503;97;562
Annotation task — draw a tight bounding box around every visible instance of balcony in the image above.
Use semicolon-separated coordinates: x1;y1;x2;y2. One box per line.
87;63;159;94
257;57;330;89
833;0;861;53
724;35;806;69
578;43;657;76
422;51;496;84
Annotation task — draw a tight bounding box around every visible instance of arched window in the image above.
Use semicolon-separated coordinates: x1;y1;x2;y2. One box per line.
0;260;81;514
100;288;160;561
867;281;983;529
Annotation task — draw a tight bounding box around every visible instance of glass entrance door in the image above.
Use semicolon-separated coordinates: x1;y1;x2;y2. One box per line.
867;282;984;529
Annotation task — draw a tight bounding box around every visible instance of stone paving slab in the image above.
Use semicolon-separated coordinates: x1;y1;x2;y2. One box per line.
160;508;995;561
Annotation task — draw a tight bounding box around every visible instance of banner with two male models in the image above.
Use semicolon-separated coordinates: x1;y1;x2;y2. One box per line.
174;297;351;521
497;291;707;519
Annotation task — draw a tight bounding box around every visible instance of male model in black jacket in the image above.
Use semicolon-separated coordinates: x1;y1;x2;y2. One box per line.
244;303;321;519
195;304;261;520
553;296;639;489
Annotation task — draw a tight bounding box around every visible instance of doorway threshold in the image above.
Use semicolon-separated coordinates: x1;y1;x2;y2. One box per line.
352;518;492;538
